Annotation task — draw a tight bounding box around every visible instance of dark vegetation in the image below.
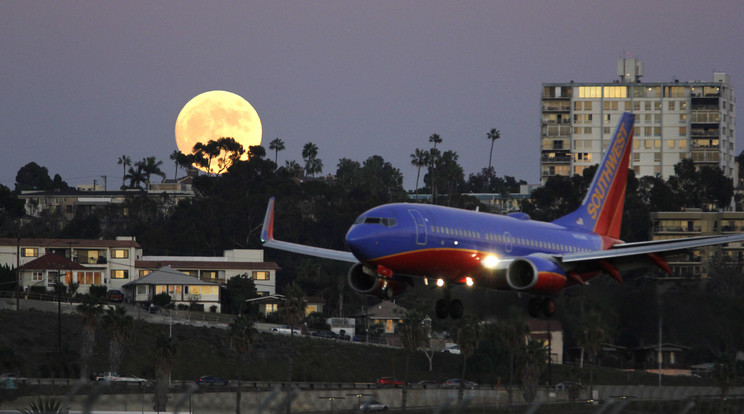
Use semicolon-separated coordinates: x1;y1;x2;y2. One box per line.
1;139;744;390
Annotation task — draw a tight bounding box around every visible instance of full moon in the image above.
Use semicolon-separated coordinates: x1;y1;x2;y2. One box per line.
175;90;262;174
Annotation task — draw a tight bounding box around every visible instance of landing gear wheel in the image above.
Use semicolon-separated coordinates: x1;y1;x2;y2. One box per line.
528;297;542;318
542;298;556;317
435;299;449;319
449;299;464;319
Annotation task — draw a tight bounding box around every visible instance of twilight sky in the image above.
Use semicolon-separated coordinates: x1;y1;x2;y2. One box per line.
2;1;743;191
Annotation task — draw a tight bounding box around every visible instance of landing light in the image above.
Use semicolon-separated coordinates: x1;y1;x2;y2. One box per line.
482;255;499;269
465;277;474;287
436;278;445;287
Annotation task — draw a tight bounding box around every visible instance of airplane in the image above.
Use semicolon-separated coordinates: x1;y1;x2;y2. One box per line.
261;112;744;318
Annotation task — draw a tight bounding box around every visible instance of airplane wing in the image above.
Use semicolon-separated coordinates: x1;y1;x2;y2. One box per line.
261;197;358;263
561;234;744;263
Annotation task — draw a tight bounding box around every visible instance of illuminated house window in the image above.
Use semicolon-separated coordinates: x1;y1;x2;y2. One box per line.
202;271;218;279
253;271;270;280
32;271;43;281
139;269;152;277
112;249;129;259
22;248;39;257
111;270;129;279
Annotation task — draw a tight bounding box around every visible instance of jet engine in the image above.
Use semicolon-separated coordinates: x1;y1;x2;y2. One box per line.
347;263;406;299
506;254;568;295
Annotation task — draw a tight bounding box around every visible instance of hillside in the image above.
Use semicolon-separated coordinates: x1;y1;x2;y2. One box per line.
0;308;464;383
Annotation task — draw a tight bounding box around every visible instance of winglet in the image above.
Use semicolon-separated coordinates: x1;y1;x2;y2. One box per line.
261;197;276;243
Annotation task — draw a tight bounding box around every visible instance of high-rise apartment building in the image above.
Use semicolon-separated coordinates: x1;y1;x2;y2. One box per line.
540;58;735;183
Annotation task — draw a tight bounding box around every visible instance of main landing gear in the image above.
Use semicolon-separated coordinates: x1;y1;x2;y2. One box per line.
528;296;556;318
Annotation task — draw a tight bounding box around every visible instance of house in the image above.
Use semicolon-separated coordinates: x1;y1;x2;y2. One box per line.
0;236;141;294
17;253;88;292
526;319;564;364
122;265;221;312
365;300;407;334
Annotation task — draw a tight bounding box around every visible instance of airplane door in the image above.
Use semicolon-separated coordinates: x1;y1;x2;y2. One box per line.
408;210;427;246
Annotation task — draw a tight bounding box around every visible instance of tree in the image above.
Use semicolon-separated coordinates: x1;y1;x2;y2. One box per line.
123;164;146;189
398;305;428;411
302;142;322;177
224;274;258;315
428;133;442;149
486;128;501;173
280;283;306;385
135;156;166;185
169;150;180;180
117;155;131;187
228;314;258;414
577;310;607;398
517;339;548;402
102;306;133;373
452;315;480;403
409;149;429;196
76;295;102;379
498;307;528;406
15;162;67;192
269;138;286;170
153;334;177;412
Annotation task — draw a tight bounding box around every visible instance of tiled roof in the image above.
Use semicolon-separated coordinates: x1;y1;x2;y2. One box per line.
0;238;140;248
366;300;407;318
136;260;279;270
18;253;87;270
123;265;219;287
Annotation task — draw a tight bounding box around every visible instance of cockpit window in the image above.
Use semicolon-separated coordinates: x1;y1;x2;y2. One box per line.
355;217;397;227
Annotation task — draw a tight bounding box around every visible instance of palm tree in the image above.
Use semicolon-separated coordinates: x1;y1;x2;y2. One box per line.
76;295;102;379
117;155;131;187
269;138;286;170
123;165;146;189
169;150;180;180
153;334;177;412
517;339;548;402
498;307;529;406
409;149;429;196
428;133;442;149
486;128;501;172
302;142;322;177
135;156;166;185
103;306;133;373
452;315;480;403
399;306;428;412
229;314;258;414
578;310;607;399
280;283;306;384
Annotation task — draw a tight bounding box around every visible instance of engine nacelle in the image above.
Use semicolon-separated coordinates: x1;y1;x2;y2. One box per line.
347;263;406;299
506;254;567;295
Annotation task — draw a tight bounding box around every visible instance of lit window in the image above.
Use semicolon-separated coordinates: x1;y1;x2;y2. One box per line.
111;270;129;279
253;271;270;280
112;249;129;259
22;248;39;257
32;271;43;281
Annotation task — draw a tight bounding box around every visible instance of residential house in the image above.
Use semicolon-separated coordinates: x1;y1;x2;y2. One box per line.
123;265;221;312
526;319;564;364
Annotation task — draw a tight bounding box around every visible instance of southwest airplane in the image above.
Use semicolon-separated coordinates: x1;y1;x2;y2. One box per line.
262;112;744;318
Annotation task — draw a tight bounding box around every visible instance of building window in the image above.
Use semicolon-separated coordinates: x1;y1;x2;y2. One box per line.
32;271;43;281
111;270;129;279
76;271;102;286
139;269;152;277
252;271;270;280
202;271;218;279
265;303;278;314
112;249;129;259
137;285;147;295
679;127;687;136
22;248;39;257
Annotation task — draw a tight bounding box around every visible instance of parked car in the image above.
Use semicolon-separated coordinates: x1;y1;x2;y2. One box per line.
441;345;461;354
376;376;404;387
95;372;147;384
417;379;439;387
311;330;339;339
271;325;302;335
442;378;478;389
196;375;229;386
359;399;389;411
107;289;124;303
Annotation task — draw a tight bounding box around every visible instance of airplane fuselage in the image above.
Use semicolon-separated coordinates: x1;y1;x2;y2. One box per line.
345;202;617;285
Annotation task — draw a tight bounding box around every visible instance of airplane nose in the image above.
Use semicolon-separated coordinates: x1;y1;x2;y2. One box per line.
345;225;377;260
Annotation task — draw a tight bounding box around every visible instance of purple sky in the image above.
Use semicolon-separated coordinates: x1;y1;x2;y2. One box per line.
2;1;743;191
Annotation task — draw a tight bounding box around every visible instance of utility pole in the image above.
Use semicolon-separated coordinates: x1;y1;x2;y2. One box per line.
15;235;20;311
101;175;107;191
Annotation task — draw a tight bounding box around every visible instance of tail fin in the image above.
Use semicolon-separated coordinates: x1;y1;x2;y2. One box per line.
552;112;635;239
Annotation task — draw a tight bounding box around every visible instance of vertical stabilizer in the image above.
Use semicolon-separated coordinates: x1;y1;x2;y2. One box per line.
552;112;635;238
